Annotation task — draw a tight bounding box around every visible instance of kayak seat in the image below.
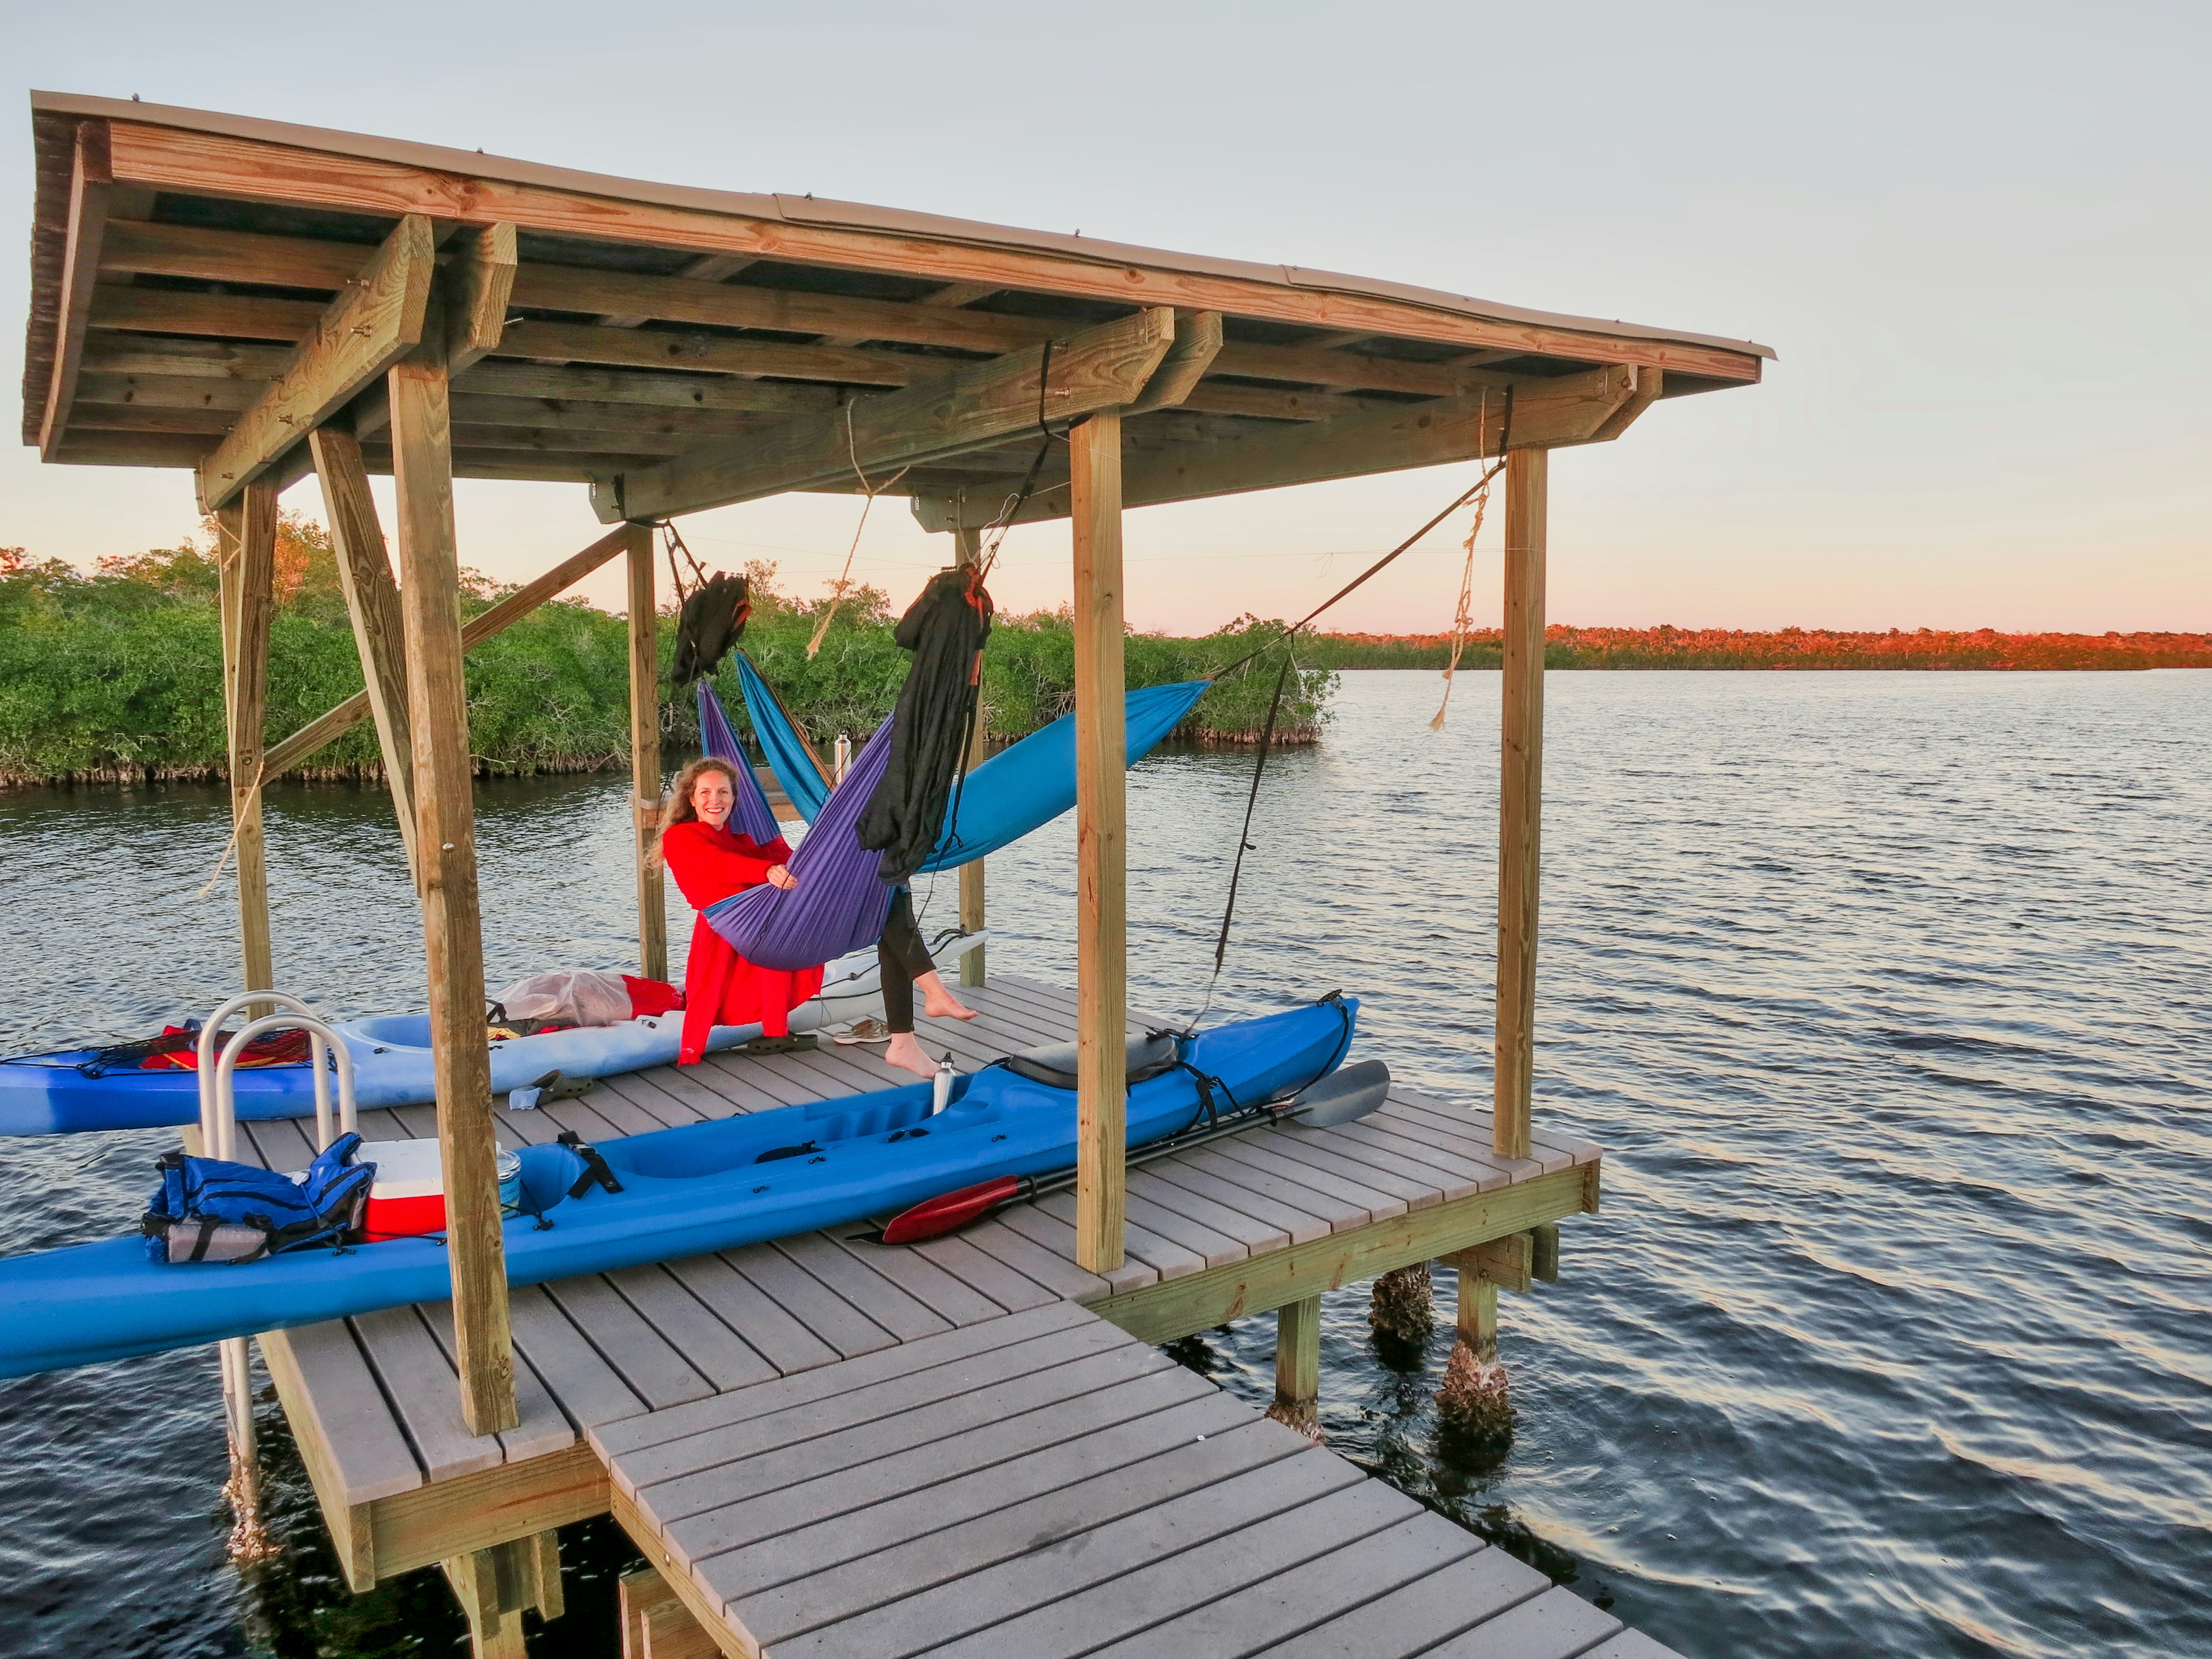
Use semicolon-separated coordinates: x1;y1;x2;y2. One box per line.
1002;1032;1181;1091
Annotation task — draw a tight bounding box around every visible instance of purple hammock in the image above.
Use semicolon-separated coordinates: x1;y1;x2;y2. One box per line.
698;703;900;971
692;677;1210;972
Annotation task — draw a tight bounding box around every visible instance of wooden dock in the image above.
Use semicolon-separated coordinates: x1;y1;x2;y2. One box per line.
238;976;1627;1654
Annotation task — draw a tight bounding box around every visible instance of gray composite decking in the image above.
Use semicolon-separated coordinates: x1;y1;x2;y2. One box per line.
598;1301;1669;1659
238;976;1659;1658
241;976;1601;1514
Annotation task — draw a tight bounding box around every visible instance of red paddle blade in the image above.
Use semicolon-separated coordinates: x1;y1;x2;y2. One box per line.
878;1175;1024;1245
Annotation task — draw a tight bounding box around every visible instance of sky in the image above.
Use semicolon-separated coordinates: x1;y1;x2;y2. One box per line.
5;1;2206;634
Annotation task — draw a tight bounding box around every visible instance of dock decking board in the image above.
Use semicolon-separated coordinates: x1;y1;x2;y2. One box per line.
244;976;1611;1643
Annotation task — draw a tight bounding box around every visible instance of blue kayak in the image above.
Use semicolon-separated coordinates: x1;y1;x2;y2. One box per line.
0;940;961;1137
0;997;1355;1378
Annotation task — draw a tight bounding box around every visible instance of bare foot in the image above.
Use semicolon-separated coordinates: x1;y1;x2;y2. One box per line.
915;970;978;1022
884;1033;939;1079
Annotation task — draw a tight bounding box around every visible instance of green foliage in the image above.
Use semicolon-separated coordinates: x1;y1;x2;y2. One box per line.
1;543;1335;784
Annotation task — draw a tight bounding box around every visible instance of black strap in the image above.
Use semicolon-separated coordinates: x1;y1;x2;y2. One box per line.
558;1130;624;1198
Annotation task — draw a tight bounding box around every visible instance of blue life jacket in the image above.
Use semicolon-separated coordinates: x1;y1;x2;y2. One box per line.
142;1132;375;1264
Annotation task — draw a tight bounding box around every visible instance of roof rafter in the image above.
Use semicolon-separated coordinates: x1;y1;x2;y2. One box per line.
596;307;1178;522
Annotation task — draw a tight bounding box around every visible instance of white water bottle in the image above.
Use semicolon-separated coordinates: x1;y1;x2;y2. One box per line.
932;1055;957;1116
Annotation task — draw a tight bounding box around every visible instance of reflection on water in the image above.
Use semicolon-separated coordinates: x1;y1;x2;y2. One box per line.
0;669;2206;1657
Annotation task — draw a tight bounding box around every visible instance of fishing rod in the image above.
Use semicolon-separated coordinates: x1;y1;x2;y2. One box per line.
859;1059;1392;1247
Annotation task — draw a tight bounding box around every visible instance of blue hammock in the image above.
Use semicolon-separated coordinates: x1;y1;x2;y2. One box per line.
724;656;1210;870
694;672;1209;970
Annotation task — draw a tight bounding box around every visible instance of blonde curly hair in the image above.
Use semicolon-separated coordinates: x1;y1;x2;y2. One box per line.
654;756;746;862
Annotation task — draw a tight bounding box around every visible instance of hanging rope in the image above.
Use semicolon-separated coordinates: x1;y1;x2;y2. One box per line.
1431;392;1495;731
807;399;912;658
972;339;1086;581
1183;388;1518;1021
193;756;267;900
1207;387;1514;685
662;520;707;607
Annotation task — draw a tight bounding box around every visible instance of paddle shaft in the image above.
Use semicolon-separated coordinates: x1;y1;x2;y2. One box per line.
879;1098;1289;1245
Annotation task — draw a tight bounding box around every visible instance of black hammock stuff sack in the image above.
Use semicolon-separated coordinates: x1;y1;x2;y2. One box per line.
857;565;995;884
671;571;752;687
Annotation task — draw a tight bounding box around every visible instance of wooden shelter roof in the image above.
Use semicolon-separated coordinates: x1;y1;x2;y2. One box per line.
23;90;1771;528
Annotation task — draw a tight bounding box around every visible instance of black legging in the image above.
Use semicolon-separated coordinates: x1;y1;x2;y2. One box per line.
878;888;937;1034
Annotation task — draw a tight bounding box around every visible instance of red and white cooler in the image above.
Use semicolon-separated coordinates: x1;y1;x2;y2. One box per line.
358;1139;522;1241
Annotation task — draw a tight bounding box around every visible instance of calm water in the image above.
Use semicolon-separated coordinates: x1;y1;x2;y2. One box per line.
0;669;2205;1658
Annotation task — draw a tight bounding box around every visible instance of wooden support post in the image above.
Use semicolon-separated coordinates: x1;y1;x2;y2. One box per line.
627;522;667;982
1070;412;1127;1275
1457;1263;1500;1364
390;298;518;1437
310;425;417;877
1494;447;1547;1162
441;1533;558;1659
1266;1293;1323;1441
215;484;277;1009
952;524;987;988
619;1564;718;1659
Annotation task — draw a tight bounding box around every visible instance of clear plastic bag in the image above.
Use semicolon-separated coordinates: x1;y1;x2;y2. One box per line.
489;969;634;1029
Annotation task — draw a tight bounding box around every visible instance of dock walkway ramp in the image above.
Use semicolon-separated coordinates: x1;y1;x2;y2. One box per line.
594;1300;1673;1659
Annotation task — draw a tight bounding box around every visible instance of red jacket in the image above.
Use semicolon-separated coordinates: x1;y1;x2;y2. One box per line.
660;819;825;1063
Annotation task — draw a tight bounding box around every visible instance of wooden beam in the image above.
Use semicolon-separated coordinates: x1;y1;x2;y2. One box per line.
1494;447;1546;1163
1210;338;1470;397
38;120;115;460
100;217;368;289
493;316;923;387
446;395;773;442
310;425;417;874
512;262;1055;354
97;219;513;372
198;214;436;510
88;219;1530;402
260;525;633;777
912;365;1645;532
1124;310;1222;415
953;525;987;990
445;224;517;374
89;286;325;342
597;308;1174;522
1588;366;1664;442
216;485;278;1005
388;296;519;1437
1463;1230;1535;1297
368;1446;605;1580
1093;1162;1597;1346
1071;411;1127;1275
460;359;835;416
80;334;291;380
103;118;1770;383
627;524;668;982
597;251;756;327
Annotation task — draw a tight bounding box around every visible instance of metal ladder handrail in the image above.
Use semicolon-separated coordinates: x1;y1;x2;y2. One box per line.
194;993;361;1566
211;1012;359;1161
194;991;317;1160
196;994;360;1160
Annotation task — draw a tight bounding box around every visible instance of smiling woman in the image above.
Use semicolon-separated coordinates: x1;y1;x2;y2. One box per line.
655;755;815;1062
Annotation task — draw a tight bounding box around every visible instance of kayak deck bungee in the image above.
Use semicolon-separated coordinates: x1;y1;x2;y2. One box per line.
0;934;979;1137
0;995;1355;1379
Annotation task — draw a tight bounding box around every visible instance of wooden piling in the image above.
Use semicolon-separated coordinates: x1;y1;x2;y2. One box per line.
215;483;276;1009
1494;446;1548;1162
627;522;667;983
1070;412;1127;1274
388;298;518;1437
1266;1293;1324;1442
